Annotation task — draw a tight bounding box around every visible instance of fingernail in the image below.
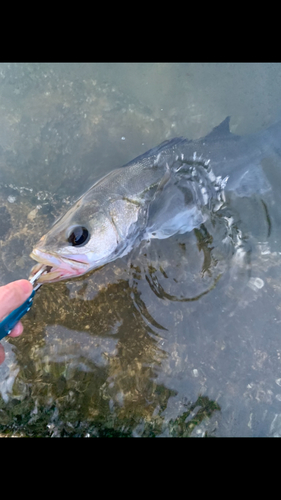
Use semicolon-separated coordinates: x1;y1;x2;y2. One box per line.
18;279;33;295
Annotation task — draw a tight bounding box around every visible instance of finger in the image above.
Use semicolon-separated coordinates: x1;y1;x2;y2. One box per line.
0;343;4;364
0;280;33;320
9;321;23;338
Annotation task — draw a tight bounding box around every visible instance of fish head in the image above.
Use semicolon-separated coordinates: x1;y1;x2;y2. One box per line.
30;195;121;283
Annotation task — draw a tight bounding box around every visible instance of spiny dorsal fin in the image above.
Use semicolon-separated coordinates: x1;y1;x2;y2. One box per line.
204;116;235;141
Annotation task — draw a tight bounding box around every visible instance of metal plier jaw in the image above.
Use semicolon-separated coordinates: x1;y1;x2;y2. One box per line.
0;266;48;341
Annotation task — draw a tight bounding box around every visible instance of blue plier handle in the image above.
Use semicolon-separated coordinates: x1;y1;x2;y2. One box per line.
0;266;46;341
0;289;36;340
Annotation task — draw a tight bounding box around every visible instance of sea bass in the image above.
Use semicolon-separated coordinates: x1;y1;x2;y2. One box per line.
30;116;278;283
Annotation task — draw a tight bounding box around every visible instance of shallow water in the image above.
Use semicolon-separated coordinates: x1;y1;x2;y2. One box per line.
1;63;281;436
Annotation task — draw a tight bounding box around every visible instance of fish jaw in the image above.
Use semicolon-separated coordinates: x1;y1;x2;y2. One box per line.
30;248;90;283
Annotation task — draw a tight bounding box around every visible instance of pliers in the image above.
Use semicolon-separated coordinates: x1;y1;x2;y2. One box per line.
0;266;49;341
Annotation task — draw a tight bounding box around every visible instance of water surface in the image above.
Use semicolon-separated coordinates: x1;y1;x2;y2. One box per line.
1;63;281;436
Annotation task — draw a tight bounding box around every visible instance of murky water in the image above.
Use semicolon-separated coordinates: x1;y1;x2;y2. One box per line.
1;63;281;436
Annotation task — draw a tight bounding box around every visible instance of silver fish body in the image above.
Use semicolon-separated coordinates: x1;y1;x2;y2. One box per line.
30;117;276;283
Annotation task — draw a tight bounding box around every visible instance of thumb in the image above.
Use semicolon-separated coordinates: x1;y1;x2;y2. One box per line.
0;280;33;320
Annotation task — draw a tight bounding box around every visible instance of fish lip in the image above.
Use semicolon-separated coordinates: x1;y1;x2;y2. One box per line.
30;248;89;269
30;248;90;282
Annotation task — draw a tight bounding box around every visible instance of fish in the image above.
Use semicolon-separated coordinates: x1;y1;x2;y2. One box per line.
29;116;279;283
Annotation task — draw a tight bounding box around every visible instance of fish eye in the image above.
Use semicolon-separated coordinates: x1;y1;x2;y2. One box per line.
67;226;90;246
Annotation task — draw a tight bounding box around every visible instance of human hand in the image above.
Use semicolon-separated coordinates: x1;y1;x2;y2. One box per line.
0;280;33;365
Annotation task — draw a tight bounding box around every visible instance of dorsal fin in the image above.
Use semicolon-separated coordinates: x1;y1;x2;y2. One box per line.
123;137;187;167
204;116;236;141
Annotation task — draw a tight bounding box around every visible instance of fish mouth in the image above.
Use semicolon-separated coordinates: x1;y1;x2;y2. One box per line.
30;248;90;283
